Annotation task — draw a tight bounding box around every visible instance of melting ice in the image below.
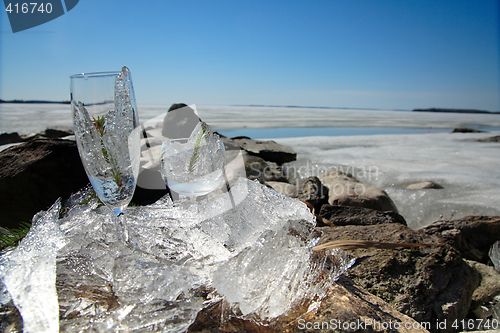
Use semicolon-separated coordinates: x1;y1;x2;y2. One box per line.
0;178;353;332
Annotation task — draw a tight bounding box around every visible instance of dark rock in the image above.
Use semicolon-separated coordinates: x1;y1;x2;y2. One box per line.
161;103;201;139
44;127;74;138
0;138;89;229
226;137;296;165
316;223;480;332
319;204;407;226
132;168;169;205
0;302;23;332
406;181;443;190
478;135;500;142
318;171;398;212
452;128;486;133
420;216;500;264
243;153;288;182
0;132;23;145
296;177;329;212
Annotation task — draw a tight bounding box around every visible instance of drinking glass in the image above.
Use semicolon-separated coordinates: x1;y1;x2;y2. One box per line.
70;67;140;242
160;122;226;202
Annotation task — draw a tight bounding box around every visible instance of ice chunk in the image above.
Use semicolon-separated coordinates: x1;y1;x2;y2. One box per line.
0;200;66;333
489;241;500;272
212;218;354;320
2;178;353;331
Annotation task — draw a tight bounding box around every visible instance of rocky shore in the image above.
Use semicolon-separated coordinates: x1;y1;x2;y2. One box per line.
1;128;500;332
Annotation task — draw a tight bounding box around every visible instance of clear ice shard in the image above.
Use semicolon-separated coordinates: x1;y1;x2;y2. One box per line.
0;200;67;333
1;178;354;331
489;241;500;272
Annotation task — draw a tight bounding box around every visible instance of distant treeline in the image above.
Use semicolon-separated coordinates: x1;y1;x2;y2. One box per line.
0;99;70;104
413;108;500;115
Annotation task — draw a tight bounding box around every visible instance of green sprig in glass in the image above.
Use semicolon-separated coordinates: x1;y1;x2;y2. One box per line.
92;115;123;191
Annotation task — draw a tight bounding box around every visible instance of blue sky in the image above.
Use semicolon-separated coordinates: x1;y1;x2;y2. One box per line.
1;0;499;111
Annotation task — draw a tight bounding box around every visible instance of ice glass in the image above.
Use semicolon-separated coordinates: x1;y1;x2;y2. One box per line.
160;122;226;198
70;67;140;242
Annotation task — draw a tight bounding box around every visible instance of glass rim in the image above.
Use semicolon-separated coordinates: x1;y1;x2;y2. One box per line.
69;71;121;79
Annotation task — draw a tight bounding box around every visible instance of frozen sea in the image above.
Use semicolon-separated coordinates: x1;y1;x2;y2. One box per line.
1;103;500;228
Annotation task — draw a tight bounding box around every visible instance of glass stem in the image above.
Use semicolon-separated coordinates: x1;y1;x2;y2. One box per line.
112;208;129;243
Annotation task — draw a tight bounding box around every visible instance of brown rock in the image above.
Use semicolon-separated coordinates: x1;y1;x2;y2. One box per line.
316;223;480;332
465;260;500;310
319;204;407;226
318;171;398;212
297;176;329;212
406;181;443;190
188;277;430;333
420;216;500;264
304;277;431;333
0;138;89;228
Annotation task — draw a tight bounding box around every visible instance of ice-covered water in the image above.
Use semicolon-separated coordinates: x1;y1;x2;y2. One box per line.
2;104;500;134
0;179;353;332
275;131;500;229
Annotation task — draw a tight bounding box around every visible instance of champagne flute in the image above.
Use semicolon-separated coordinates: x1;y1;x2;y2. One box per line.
70;67;140;243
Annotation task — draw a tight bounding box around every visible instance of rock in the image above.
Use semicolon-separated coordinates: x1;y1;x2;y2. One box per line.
265;181;298;198
305;276;431;333
0;138;89;229
478;135;500;142
420;216;500;264
316;223;480;332
318;170;398;212
243;154;288;182
319;204;407;226
465;260;500;311
296;176;329;212
188;276;430;333
225;137;296;165
0;132;23;145
406;181;443;190
161;103;201;139
452;128;486;133
44;127;74;138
